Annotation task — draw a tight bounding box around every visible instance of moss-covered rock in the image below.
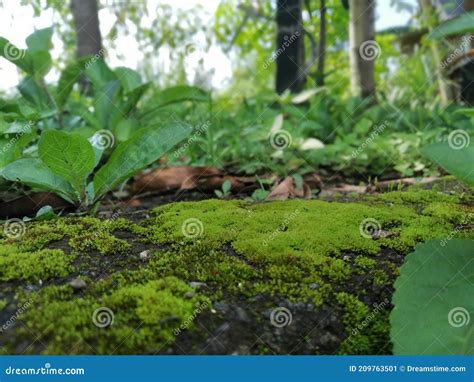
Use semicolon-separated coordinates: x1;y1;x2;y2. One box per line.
0;191;472;355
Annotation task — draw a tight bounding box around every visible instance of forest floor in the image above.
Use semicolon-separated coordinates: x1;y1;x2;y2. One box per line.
0;183;472;355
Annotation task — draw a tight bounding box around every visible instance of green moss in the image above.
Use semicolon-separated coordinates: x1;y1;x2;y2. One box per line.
0;299;6;310
0;245;72;282
0;190;470;355
378;189;460;205
354;256;376;268
17;277;207;354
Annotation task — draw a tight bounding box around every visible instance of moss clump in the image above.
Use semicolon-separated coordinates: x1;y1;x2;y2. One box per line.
378;189;460;205
17;277;207;354
0;245;72;282
0;191;471;355
0;299;7;310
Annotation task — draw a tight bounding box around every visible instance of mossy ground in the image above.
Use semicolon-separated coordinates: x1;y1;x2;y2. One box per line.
0;190;472;355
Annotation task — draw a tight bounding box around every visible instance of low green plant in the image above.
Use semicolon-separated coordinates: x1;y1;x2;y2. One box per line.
0;124;191;208
390;239;473;354
0;27;209;170
390;121;473;354
214;180;231;199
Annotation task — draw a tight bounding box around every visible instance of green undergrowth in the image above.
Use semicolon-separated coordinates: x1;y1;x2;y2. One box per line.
0;190;472;355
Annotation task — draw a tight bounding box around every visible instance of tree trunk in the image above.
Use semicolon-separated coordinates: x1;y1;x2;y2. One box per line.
316;0;327;86
70;0;103;59
275;0;305;94
348;0;376;98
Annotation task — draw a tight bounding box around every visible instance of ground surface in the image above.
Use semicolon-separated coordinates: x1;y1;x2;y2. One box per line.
0;190;472;355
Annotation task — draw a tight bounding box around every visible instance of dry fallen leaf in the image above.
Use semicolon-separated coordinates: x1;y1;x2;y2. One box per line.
131;166;256;195
266;176;311;201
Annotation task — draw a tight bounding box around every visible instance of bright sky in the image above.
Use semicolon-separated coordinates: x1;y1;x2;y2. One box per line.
0;0;417;91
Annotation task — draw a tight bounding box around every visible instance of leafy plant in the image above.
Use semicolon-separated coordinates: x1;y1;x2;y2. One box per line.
0;27;209;171
429;11;474;39
422;142;474;186
214;180;231;199
390;239;474;354
0;123;191;208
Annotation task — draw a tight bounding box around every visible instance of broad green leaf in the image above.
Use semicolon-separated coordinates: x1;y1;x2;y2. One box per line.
93;121;192;200
391;239;474;354
35;205;57;221
113;118;137;142
108;83;150;130
141;86;209;117
430;11;474;39
114;67;142;92
94;80;121;128
18;77;52;110
84;58;117;90
0;158;77;204
422;141;474;186
25;27;53;52
0;37;31;73
38;130;95;195
28;50;53;77
55;60;86;109
456;108;474;118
